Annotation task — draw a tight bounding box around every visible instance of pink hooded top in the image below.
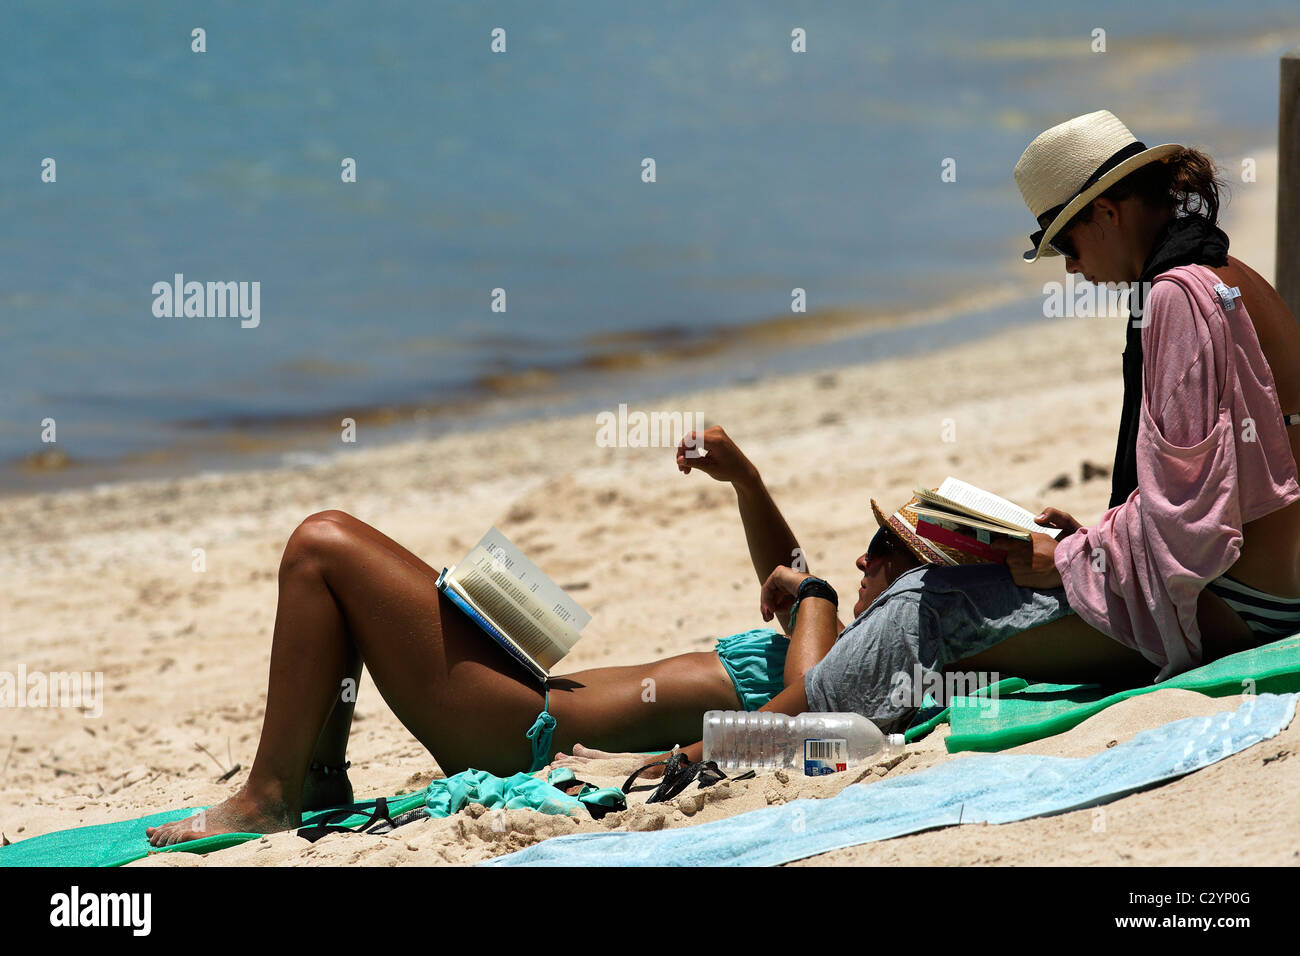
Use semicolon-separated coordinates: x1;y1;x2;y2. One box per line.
1054;264;1300;680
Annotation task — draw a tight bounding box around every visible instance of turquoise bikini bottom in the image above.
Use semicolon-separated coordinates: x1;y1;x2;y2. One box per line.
714;627;790;710
523;627;792;774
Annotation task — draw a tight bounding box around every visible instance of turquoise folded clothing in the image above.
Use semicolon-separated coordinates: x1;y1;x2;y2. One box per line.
424;767;625;819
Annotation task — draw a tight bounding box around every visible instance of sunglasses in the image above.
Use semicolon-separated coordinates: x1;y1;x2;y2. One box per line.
1047;231;1079;261
1029;209;1083;261
866;528;898;561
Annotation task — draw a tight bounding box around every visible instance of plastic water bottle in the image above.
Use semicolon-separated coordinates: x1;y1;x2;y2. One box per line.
702;711;905;775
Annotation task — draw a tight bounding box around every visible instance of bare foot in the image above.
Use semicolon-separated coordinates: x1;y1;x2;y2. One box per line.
301;767;354;811
545;743;669;780
145;786;298;847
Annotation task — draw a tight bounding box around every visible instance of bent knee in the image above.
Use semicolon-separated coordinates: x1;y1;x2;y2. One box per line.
304;509;357;529
281;511;356;573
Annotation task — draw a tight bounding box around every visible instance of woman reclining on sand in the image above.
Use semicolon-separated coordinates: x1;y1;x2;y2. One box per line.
145;423;958;846
148;109;1300;846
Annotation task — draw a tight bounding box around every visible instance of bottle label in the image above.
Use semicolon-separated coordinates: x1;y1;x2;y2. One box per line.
803;738;847;775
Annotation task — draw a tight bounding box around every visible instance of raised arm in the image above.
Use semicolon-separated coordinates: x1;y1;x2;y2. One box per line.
676;426;805;634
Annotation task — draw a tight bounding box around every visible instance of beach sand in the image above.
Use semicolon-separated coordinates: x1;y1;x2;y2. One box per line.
2;149;1294;867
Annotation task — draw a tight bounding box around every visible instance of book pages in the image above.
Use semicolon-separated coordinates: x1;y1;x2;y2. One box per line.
475;527;592;630
915;477;1061;539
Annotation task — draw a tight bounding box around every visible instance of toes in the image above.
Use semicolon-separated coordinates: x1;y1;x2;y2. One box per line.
146;821;193;848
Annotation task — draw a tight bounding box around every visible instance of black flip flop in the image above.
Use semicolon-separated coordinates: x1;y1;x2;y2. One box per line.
621;754;756;804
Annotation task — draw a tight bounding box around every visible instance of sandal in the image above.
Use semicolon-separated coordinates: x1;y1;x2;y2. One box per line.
297;796;399;843
620;753;756;804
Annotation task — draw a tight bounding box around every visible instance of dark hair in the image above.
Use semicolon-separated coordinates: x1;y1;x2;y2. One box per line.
1069;146;1227;230
867;527;922;569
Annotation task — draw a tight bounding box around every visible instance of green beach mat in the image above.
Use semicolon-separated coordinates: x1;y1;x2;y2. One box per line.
0;791;430;868
906;633;1300;754
0;765;625;867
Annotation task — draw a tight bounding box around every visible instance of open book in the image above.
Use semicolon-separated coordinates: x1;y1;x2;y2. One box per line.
910;477;1061;564
435;528;591;683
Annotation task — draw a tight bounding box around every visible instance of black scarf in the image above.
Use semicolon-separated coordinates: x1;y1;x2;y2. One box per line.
1108;214;1229;508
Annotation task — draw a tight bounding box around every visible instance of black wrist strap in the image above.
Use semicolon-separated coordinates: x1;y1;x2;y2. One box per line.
796;576;838;608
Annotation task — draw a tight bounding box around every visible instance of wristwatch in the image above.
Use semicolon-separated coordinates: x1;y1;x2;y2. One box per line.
796;576;838;607
788;576;838;631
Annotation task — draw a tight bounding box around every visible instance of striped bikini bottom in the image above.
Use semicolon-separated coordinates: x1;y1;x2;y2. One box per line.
1203;573;1300;643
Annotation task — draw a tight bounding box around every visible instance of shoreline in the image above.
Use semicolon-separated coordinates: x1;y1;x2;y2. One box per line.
3;261;1043;497
8;132;1277;501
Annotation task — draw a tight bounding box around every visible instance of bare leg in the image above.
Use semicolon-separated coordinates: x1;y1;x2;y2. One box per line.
547;650;743;755
300;513;446;809
148;511;543;846
948;584;1259;687
299;646;361;810
146;511;745;845
947;612;1156;685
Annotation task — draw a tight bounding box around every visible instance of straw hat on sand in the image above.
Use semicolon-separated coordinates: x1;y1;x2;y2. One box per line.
1014;109;1182;263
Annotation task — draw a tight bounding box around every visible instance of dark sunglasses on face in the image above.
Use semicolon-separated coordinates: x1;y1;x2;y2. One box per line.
866;528;897;561
1047;231;1079;261
1029;210;1082;261
1028;225;1079;261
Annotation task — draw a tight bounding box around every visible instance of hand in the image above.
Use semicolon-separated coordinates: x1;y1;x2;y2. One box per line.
760;566;812;622
997;532;1063;589
1034;507;1082;536
675;425;754;484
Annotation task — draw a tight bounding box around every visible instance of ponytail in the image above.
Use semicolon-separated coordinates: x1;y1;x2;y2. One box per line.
1078;146;1227;226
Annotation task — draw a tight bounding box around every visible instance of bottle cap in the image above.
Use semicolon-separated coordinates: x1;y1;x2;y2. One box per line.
887;733;906;749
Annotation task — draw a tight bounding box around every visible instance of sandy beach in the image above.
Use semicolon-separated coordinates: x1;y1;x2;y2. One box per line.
2;148;1295;868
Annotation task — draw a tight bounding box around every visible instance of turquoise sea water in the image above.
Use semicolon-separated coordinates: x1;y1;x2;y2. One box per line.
3;1;1298;489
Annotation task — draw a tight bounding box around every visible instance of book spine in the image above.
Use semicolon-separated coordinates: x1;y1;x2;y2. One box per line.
916;520;1007;564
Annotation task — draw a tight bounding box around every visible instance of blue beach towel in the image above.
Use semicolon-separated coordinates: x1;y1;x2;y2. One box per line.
481;692;1296;867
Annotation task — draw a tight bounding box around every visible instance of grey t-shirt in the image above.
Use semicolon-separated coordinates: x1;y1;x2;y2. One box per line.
803;562;1073;734
803;566;935;734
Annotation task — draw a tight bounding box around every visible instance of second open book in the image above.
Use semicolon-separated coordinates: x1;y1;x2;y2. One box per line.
909;477;1061;565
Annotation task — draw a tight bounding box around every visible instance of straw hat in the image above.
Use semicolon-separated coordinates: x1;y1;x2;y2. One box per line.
1014;109;1183;263
870;495;988;567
